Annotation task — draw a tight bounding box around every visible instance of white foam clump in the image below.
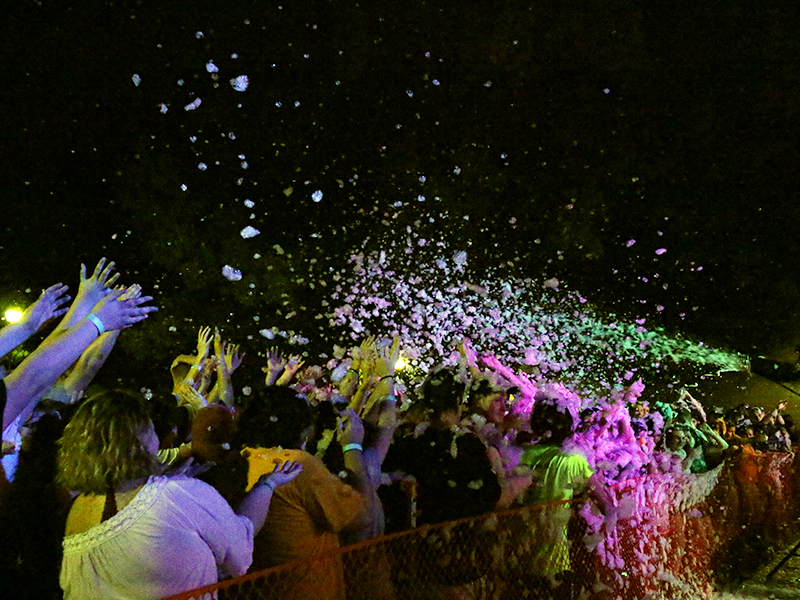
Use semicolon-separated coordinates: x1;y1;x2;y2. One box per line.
132;74;141;86
230;75;249;91
184;98;202;111
321;233;748;383
222;265;242;281
240;226;260;239
206;61;219;73
312;190;323;203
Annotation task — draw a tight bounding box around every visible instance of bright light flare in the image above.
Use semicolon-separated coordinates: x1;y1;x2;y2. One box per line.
4;309;23;323
394;356;408;370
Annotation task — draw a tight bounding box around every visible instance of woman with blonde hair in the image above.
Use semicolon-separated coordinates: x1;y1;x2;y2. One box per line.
58;390;300;600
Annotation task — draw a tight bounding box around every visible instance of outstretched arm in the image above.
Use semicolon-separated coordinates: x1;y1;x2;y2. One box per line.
3;289;156;429
0;284;70;360
57;284;142;401
207;329;243;408
55;258;120;332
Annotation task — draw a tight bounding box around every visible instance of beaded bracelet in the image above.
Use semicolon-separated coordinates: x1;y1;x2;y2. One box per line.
342;443;363;453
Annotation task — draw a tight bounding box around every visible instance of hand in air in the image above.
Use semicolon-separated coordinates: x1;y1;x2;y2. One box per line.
196;326;213;359
264;347;286;373
19;283;70;333
91;289;157;331
78;258;120;305
224;342;244;373
374;336;400;379
337;408;365;446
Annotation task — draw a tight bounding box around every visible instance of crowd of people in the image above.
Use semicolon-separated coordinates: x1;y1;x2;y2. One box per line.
0;258;795;600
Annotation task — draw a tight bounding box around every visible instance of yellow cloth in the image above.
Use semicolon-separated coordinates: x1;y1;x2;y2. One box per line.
245;447;367;600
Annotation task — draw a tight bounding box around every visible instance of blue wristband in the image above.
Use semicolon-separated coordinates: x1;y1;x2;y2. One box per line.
342;443;363;453
86;313;105;335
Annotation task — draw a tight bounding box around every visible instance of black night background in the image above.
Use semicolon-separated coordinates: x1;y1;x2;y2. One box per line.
1;0;799;396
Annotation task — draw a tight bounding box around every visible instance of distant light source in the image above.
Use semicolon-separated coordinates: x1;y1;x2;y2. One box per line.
395;356;408;371
4;309;23;323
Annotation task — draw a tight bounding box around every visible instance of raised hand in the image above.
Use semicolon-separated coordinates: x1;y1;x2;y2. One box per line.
224;343;244;373
256;460;303;490
117;283;142;301
275;354;305;386
358;335;377;378
78;258;120;305
284;354;305;376
196;326;213;359
374;336;401;379
265;347;286;372
18;283;71;333
90;289;157;332
337;407;365;447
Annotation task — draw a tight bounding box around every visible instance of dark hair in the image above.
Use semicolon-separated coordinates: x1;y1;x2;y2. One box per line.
421;365;465;415
236;386;314;449
530;397;574;443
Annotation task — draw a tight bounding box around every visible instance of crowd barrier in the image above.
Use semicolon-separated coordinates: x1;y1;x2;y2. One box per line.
163;450;800;600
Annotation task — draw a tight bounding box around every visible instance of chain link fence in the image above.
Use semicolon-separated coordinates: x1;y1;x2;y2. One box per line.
162;450;800;600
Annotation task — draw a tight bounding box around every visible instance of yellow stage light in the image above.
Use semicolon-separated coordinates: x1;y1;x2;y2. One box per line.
4;309;23;323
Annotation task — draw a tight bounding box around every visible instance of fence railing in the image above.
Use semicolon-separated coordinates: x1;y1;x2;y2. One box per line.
163;450;800;600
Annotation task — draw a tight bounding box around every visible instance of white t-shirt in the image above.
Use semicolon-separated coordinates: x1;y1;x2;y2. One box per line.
61;475;254;600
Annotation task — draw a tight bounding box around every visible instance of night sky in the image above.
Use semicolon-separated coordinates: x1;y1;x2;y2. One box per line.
2;0;799;393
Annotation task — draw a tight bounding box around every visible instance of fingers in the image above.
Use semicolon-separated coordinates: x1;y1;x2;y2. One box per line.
92;257;107;278
105;272;121;288
98;259;116;283
44;282;69;296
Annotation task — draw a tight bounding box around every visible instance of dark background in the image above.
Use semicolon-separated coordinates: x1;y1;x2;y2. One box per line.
1;0;799;393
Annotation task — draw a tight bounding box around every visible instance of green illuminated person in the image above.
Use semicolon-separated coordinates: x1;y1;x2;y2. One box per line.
520;393;595;598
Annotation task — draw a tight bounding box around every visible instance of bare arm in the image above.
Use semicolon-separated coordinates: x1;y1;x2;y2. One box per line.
55;258;119;332
236;461;302;532
208;330;242;408
3;291;156;429
0;284;70;360
338;408;370;494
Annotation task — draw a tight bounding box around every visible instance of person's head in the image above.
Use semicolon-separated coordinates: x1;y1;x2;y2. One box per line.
664;428;686;452
676;409;695;426
530;394;574;444
467;378;514;426
57;390;161;494
237;386;315;450
632;400;650;419
421;365;466;427
191;405;236;463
